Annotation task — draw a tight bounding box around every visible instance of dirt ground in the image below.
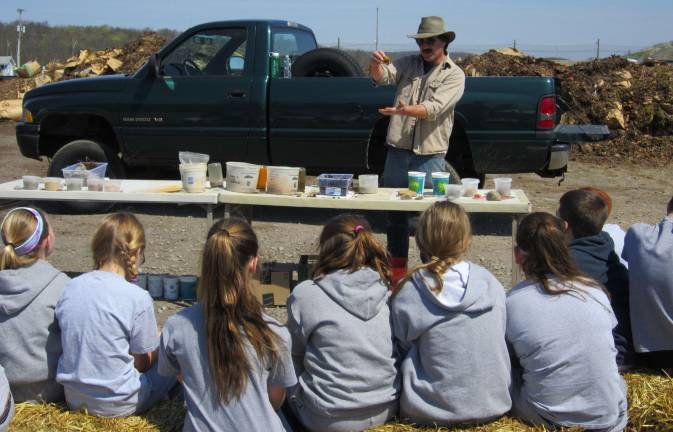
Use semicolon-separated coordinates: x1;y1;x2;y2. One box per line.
0;120;670;325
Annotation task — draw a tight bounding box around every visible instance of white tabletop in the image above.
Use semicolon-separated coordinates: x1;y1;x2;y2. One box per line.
218;186;532;214
0;179;220;205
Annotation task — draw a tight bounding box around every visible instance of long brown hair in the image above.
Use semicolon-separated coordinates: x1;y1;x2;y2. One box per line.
199;218;282;403
516;212;604;295
91;212;145;281
0;207;51;270
311;214;391;286
396;201;471;295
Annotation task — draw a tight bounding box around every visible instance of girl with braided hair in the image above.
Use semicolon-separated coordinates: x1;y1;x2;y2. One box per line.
391;201;511;426
0;206;68;403
286;214;398;432
56;212;175;417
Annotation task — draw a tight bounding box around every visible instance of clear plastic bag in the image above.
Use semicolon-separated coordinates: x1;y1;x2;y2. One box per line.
178;151;210;165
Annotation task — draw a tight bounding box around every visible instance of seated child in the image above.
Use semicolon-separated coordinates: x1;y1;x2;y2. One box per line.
580;186;628;268
0;207;68;402
0;364;13;432
508;212;627;431
56;212;175;417
158;218;297;431
622;195;673;369
287;214;398;432
558;189;634;369
391;201;511;426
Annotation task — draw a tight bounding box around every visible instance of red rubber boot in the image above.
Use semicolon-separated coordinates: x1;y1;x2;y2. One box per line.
390;257;408;289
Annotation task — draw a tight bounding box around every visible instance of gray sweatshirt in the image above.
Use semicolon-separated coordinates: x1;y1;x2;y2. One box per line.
391;262;511;426
0;363;12;432
287;267;399;417
0;260;69;402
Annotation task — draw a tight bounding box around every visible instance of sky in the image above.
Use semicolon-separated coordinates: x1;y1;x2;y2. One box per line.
2;0;672;59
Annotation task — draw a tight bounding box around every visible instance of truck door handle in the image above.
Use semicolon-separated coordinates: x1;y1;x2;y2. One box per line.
229;90;247;98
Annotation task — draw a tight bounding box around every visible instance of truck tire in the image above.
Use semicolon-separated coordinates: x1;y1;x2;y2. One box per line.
47;139;125;213
442;160;461;184
291;48;363;77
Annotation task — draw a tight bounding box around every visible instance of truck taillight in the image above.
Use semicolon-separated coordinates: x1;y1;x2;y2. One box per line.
537;96;556;129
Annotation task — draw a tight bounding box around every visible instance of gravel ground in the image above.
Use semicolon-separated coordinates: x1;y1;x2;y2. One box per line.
1;120;670;325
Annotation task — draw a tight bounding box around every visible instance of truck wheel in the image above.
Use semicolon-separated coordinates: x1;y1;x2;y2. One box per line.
47;139;125;213
291;48;363;77
442;160;462;184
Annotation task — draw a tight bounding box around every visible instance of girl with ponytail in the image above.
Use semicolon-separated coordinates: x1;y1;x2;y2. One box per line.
158;218;296;431
391;201;511;426
286;214;398;432
56;212;175;417
0;207;68;403
507;212;627;430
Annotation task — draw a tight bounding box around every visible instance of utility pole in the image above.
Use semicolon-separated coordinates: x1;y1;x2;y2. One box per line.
16;9;26;66
596;38;600;60
375;7;379;51
337;37;340;49
513;40;517;50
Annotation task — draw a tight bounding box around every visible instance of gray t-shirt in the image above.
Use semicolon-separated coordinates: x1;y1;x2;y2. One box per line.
56;271;159;416
506;278;627;429
159;305;296;432
622;217;673;352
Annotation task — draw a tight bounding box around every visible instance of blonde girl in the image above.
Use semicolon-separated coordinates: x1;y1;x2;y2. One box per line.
158;218;296;431
286;214;398;432
0;207;68;403
391;201;511;426
56;212;175;417
507;212;627;431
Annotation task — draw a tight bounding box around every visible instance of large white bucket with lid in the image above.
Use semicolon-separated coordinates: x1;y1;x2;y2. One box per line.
179;163;207;193
266;166;300;195
226;162;260;193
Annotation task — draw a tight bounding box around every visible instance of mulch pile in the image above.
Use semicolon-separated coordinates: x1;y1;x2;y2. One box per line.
457;50;673;164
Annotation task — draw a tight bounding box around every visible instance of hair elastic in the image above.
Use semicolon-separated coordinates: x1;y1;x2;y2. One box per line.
0;207;44;256
353;225;365;234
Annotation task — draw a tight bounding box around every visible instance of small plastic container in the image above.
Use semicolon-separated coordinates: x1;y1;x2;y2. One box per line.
65;177;83;191
225;162;259;193
163;275;180;301
179;275;198;301
103;179;122;192
22;175;41;190
179;163;207;193
208;162;224;188
358;174;379;194
62;162;107;186
87;177;105;191
445;184;464;200
266;166;300;195
318;174;353;197
461;178;480;197
494;177;512;197
44;177;63;191
408;171;426;196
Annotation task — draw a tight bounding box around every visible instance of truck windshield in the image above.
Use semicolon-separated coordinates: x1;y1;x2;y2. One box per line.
271;27;317;58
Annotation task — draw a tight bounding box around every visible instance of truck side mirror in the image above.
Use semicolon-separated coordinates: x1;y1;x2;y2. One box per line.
148;54;161;78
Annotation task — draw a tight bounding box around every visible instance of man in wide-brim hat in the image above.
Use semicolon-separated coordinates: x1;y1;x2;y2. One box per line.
369;16;466;284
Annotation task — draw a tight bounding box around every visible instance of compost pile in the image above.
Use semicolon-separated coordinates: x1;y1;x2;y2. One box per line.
457;50;673;164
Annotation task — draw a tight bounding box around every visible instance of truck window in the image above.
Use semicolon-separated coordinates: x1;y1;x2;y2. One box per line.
161;28;248;77
271;28;317;58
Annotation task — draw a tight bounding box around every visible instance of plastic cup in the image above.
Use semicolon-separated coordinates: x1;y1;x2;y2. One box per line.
103;179;122;192
65;177;83;191
445;184;464;200
494;177;512;197
44;177;63;191
358;174;379;194
461;178;479;197
22;175;41;190
147;275;164;299
163;275;180;301
431;172;451;196
179;275;198;301
87;177;105;191
208;163;224;188
407;171;426;196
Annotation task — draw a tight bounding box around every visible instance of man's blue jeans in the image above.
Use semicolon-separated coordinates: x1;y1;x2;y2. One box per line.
383;146;446;258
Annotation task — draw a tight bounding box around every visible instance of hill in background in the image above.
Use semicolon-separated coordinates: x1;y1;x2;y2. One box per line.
631;41;673;61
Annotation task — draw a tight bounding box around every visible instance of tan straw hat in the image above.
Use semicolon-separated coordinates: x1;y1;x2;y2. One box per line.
407;16;456;43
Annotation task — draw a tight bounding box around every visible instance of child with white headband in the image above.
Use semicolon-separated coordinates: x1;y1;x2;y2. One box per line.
0;207;69;403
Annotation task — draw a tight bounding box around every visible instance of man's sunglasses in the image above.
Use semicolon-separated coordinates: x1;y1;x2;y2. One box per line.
416;37;438;46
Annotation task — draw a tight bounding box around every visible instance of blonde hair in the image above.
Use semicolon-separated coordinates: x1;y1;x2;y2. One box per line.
311;214;391;286
198;218;282;403
396;201;471;295
91;212;145;281
0;207;50;270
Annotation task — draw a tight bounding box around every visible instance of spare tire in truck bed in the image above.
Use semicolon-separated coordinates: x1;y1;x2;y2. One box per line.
291;48;364;77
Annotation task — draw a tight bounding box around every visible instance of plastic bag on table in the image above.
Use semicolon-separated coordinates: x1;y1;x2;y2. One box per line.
179;151;210;165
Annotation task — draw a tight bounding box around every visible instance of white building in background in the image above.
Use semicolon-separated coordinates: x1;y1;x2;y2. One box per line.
0;56;17;77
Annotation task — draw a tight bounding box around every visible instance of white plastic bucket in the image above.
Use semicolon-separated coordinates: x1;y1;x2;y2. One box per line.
226;162;260;193
179;163;207;193
266;166;300;195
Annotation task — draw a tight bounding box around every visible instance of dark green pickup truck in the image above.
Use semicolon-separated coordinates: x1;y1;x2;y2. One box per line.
15;19;605;182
